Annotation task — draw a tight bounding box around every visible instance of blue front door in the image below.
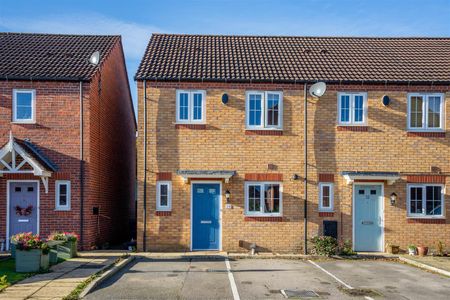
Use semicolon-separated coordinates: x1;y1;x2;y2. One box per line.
192;183;220;250
354;185;383;252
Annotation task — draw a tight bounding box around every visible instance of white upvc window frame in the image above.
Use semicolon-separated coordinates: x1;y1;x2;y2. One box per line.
13;89;36;124
156;181;172;211
245;91;283;130
244;181;282;216
176;90;206;124
337;92;368;126
407;93;445;132
319;183;334;212
55;180;71;211
406;183;445;218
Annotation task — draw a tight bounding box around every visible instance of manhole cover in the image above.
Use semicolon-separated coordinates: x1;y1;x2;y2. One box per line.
281;289;319;299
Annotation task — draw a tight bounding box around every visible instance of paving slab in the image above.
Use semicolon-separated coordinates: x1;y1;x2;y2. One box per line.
0;251;124;300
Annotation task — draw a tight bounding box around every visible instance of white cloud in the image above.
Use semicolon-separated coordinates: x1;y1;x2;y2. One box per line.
0;13;163;60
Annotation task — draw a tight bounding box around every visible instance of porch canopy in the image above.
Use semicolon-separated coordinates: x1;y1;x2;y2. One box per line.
341;171;400;185
177;170;236;183
0;133;57;193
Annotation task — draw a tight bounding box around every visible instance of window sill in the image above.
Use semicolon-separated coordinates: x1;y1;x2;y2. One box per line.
155;211;172;216
244;216;283;222
336;126;368;132
12;121;36;125
407;218;446;224
407;131;445;138
54;209;71;212
319;211;334;217
245;130;283;136
175;124;206;130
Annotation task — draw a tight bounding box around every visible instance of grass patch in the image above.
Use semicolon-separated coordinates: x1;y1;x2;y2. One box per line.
0;258;36;292
63;273;100;300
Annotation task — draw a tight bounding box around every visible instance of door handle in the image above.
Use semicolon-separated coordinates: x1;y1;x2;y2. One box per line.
200;220;212;224
361;221;374;225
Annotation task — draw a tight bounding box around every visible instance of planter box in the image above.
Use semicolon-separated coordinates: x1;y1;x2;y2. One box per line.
49;249;58;265
16;249;42;273
57;241;77;260
10;243;16;258
40;253;49;270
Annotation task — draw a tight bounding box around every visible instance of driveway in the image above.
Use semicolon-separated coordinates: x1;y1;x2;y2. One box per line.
85;257;450;300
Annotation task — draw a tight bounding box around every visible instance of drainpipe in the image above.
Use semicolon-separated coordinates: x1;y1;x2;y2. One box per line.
143;80;147;252
79;81;85;250
304;83;308;255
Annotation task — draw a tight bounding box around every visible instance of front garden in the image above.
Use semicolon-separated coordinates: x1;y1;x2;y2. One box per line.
0;231;78;292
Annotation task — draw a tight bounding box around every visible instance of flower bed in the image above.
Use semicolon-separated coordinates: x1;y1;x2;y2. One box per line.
10;233;49;273
48;232;78;260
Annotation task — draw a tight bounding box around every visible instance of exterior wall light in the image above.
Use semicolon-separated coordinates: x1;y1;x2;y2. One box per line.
225;190;231;203
291;174;300;180
222;93;229;104
390;192;397;206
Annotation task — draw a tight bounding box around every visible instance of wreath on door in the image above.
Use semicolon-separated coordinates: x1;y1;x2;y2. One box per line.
15;205;33;216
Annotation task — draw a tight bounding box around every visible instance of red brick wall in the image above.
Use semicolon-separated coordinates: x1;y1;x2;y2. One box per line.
83;40;136;249
0;41;135;250
0;80;82;243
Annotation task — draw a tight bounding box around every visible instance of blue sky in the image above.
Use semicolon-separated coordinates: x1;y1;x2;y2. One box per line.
1;0;449;112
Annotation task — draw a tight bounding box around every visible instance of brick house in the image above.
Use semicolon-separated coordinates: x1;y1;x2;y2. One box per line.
136;34;450;253
0;33;136;250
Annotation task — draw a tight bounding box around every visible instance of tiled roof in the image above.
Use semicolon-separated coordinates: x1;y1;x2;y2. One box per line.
15;138;57;172
136;34;450;84
0;32;120;81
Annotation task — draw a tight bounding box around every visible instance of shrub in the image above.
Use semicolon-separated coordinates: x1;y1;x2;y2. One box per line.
311;236;338;256
436;241;445;256
339;240;356;256
48;232;79;243
11;232;46;251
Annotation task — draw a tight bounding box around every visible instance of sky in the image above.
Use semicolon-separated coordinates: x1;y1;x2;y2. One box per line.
1;0;449;113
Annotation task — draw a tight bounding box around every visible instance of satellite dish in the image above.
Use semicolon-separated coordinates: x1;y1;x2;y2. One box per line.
309;82;327;98
89;51;100;66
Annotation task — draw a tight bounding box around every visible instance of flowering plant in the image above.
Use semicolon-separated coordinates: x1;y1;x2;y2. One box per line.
11;232;48;253
48;232;79;242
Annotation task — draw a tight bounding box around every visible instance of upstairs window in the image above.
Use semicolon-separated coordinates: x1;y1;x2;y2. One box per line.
245;182;282;216
55;180;71;211
408;94;444;131
176;90;206;123
319;183;334;212
13;89;35;123
156;181;172;211
246;91;283;129
407;184;444;218
337;92;367;125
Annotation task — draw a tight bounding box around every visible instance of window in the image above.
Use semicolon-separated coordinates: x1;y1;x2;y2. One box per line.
319;183;334;212
156;181;172;211
337;92;367;125
407;184;444;218
246;91;283;129
245;182;282;216
176;90;206;123
55;181;71;211
13;89;35;123
408;94;444;131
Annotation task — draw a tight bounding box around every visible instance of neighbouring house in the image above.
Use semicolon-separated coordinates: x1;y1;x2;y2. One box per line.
0;33;136;251
135;34;450;253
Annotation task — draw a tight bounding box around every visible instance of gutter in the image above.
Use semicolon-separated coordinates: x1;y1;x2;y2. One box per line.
79;81;85;249
143;80;147;252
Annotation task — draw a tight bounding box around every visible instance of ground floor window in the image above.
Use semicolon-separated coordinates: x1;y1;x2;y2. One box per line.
55;180;71;211
156;181;172;211
407;184;444;217
245;182;282;216
319;183;334;211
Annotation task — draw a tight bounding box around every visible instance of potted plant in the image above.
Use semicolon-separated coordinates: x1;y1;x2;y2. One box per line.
11;232;49;272
417;245;428;256
408;244;417;256
48;232;78;259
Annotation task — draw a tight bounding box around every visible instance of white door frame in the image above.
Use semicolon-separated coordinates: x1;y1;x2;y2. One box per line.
6;180;40;250
352;182;384;252
190;180;222;251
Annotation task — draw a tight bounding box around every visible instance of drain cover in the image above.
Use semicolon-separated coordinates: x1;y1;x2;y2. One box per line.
281;289;319;298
